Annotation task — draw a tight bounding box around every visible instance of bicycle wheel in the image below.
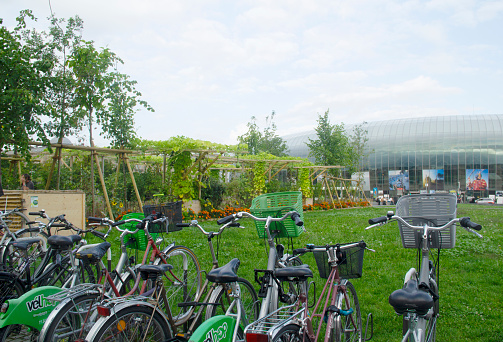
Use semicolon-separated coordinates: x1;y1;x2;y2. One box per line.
330;280;362;342
155;245;202;322
0;273;24;305
87;305;172;342
1;229;48;276
272;323;303;342
39;292;101;342
205;277;260;323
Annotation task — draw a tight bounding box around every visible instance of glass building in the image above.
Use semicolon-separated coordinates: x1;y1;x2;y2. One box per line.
283;114;503;198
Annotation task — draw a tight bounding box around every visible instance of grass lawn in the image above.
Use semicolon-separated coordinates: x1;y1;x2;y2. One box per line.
98;203;503;341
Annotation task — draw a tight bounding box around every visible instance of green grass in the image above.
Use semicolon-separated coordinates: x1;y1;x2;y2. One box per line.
95;204;503;341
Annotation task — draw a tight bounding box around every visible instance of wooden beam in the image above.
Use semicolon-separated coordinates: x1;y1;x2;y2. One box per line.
182;152;208;178
124;156;143;209
93;152;114;219
270;163;290;180
201;153;223;173
27;141;134;154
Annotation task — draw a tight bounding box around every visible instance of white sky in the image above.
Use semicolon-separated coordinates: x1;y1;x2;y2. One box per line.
3;0;503;146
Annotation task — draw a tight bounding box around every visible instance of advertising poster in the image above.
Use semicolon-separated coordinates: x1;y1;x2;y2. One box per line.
389;170;409;191
422;169;444;190
466;169;489;190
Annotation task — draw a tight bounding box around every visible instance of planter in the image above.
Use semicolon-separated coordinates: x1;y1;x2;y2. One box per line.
183;200;201;214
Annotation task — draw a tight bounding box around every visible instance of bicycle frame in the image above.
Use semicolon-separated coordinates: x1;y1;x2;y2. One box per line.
401;224;438;342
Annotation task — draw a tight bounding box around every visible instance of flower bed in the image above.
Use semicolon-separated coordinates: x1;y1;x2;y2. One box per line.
303;200;370;211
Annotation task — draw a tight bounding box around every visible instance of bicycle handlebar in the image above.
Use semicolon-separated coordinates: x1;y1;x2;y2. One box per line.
217;211;303;226
366;213;483;237
293;241;367;255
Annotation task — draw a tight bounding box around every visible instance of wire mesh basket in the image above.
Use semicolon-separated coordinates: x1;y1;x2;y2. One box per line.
313;243;365;279
143;201;183;233
396;194;457;249
250;191;304;238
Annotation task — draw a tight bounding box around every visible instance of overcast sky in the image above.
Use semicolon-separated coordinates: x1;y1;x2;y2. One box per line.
3;0;503;146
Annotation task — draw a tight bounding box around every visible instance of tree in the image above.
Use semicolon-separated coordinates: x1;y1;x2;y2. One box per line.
0;11;51;183
68;40;119;215
238;112;288;157
307;110;350;169
347;122;370;175
101;69;154;149
42;15;85;189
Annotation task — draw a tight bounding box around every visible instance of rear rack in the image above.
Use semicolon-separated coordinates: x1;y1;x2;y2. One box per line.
46;283;102;303
244;304;304;338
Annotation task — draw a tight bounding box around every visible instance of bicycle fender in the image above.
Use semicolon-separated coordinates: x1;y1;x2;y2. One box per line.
0;286;62;330
189;315;238;342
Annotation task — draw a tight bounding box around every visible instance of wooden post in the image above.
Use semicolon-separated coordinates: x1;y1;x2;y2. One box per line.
124;156;143;210
93;153;114;220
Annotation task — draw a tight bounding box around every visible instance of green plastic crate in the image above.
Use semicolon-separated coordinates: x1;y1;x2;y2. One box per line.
250;191;304;238
122;213;160;251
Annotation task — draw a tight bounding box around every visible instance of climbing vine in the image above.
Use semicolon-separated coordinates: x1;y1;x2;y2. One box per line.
252;161;266;196
298;167;313;198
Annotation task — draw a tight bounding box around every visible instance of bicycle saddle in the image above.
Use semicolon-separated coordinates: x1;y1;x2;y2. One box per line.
10;238;41;251
47;234;82;248
138;264;173;280
206;258;240;283
75;241;112;264
389;279;434;316
274;265;313;281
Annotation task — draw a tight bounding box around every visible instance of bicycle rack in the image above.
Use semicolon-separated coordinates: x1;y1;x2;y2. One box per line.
244;304;304;339
364;312;374;341
45;283;102;303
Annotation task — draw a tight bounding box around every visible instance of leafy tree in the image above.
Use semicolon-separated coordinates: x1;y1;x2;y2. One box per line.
101;69;154;149
238;112;288;157
0;11;51;183
347;122;370;175
307;110;350;169
42;15;85;189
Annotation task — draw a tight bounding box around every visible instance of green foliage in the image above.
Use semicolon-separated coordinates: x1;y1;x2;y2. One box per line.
0;11;50;158
238;112;288;157
307;109;350;171
170;151;194;200
201;176;225;209
298;167;313;198
252;161;266;196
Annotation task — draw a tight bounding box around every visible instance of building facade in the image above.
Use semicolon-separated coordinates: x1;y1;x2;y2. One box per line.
283;114;503;198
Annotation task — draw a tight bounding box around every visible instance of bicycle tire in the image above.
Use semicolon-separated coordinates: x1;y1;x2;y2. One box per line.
204;277;260;323
154;245;202;322
330;280;362;342
39;292;101;342
272;323;303;342
1;229;48;275
0;273;24;305
86;304;172;342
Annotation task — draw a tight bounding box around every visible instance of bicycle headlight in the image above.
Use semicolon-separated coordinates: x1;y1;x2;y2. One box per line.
1;302;8;313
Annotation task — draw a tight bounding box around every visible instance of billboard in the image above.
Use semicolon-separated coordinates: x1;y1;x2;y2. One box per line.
389;170;409;191
466;169;488;190
422;169;444;191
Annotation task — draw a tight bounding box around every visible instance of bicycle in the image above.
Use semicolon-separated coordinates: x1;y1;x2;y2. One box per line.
84;216;261;342
179;210;305;342
244;240;374;342
365;193;483;342
0;223;105;341
0;208;47;273
38;213;200;342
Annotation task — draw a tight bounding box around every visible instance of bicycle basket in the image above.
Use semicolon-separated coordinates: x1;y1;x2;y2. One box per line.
121;212;161;251
142;201;183;233
313;243;365;279
250;191;304;238
396;194;457;249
